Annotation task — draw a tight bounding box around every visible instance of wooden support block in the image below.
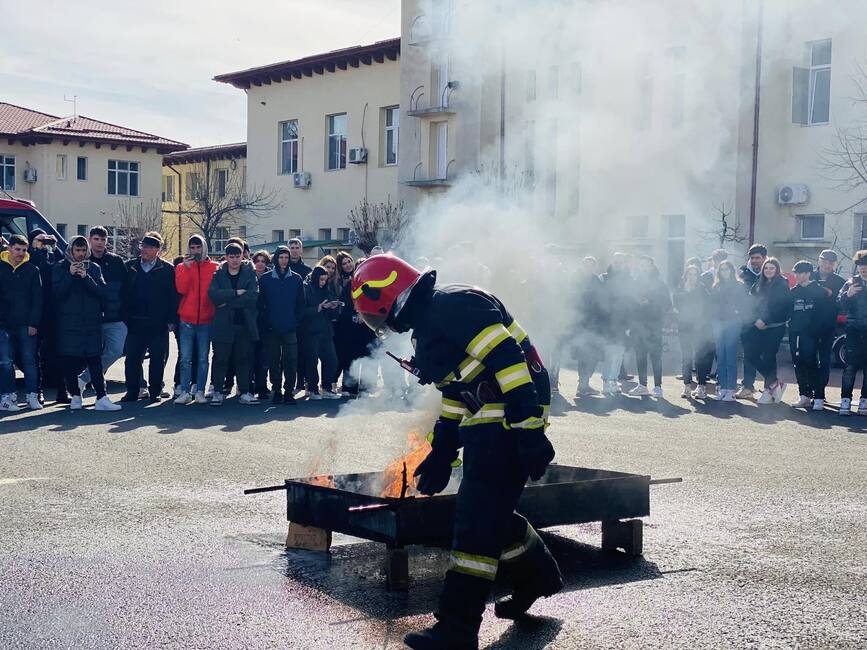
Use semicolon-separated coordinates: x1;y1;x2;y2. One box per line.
286;523;332;552
385;547;409;591
601;519;644;556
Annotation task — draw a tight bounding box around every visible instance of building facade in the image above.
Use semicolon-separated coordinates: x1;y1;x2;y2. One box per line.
161;143;248;257
0;102;186;252
214;39;401;251
398;0;867;280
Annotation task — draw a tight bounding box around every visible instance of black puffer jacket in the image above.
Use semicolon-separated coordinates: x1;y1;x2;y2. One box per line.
839;276;867;331
0;251;42;329
51;237;106;357
632;274;671;333
90;249;127;322
749;276;792;327
299;266;340;336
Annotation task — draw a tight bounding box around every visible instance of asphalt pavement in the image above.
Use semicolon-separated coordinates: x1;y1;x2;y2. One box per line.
1;368;865;649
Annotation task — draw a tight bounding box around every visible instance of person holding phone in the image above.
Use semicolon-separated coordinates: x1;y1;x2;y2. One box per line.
298;265;341;399
837;250;867;415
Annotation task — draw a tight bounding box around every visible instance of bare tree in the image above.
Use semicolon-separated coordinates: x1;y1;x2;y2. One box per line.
696;200;747;249
111;199;167;258
347;196;409;254
178;161;282;251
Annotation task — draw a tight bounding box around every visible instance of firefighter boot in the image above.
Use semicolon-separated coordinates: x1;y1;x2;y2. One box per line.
494;528;563;619
404;571;487;650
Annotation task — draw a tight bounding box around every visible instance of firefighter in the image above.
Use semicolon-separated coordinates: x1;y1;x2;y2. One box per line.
352;254;562;650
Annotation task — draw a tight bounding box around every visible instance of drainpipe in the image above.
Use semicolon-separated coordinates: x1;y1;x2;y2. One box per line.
748;0;764;244
166;163;183;256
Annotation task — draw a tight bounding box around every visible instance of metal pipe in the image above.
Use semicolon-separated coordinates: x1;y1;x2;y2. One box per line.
166;163;183;256
748;0;765;244
649;477;683;486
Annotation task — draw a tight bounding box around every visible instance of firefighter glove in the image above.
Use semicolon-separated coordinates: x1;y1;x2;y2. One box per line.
414;448;457;496
519;429;555;481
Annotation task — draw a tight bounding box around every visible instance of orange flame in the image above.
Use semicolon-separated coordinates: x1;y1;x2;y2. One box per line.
307;474;336;488
380;431;431;498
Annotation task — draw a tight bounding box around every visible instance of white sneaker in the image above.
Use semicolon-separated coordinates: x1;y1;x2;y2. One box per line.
95;396;121;411
651;386;664;398
0;395;20;412
210;392;224;406
77;377;87;395
722;389;736;402
772;382;787;403
239;392;260;405
173;385;183;398
839;398;851;415
70;395;83;410
691;385;707;399
204;384;215;399
629;385;650;397
680;384;691;398
190;384;198;395
161;388;172;398
734;386;755;400
174;391;193;405
793;395;812;408
139;387;149;399
321;390;342;400
858;398;867;415
194;391;208;404
26;392;43;410
757;389;773;405
812;398;825;411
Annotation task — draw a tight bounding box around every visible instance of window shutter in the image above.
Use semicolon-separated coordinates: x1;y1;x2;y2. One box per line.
792;66;809;125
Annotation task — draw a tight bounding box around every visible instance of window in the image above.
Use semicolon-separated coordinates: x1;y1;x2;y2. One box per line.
76;156;87;181
860;213;867;249
216;168;228;198
0;155;14;190
383;107;399;166
162;175;175;202
272;229;285;242
106;226;131;254
77;224;88;237
56;223;67;239
337;227;350;242
185;172;202;200
56;154;67;180
238;226;247;240
213;227;229;253
629;215;650;239
318;228;332;241
670;73;685;128
289;229;301;238
327;113;347;170
280;120;299;174
799;214;825;239
434;121;449;179
793;39;832;125
526;69;536;102
107;160;139;196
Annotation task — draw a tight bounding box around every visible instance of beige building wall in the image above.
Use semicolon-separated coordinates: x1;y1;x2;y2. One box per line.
0;140;164;244
244;58;400;246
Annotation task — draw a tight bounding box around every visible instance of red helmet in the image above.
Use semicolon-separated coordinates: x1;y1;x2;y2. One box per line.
351;253;421;335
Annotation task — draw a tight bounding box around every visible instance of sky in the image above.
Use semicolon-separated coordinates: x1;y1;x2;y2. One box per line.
0;0;401;148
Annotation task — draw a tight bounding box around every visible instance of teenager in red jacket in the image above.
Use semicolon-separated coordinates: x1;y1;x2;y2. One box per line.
174;235;219;404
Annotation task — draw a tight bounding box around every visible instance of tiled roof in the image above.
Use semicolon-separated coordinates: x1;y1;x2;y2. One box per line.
214;38;400;90
0;102;188;152
163;142;246;165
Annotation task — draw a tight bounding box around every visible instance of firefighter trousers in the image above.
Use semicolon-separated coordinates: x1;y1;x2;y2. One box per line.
436;418;558;636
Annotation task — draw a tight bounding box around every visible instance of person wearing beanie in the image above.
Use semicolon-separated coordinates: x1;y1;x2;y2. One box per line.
207;242;260;405
173;234;219;405
789;261;834;410
121;231;178;403
258;245;304;404
50;236;120;411
287;238;313;392
837;250;867;415
810;249;845;401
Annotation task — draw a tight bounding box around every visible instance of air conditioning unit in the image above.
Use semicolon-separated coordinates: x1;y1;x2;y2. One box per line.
777;183;809;205
348;147;368;164
23;168;37;183
293;172;311;189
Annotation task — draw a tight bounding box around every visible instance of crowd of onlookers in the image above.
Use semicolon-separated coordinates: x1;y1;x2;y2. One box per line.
565;244;867;414
3;228;867;416
0;228;380;412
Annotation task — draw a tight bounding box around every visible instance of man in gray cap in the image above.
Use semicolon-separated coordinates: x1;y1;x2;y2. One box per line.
810;249;846;406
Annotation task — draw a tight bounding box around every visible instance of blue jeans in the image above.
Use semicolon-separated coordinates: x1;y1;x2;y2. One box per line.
80;321;128;385
179;321;211;393
0;329;15;395
6;327;39;394
713;320;741;391
740;329;756;389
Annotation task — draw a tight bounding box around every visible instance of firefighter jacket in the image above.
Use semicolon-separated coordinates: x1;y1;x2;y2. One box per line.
408;283;545;457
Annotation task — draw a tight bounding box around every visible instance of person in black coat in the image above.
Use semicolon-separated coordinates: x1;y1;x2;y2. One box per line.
599;253;632;395
674;264;713;399
837;251;867;415
121;232;178;403
51;236;120;410
788;261;834;410
628;256;671;397
29;231;65;402
736;243;768;398
743;257;792;404
574;256;606;395
810;249;845;400
299;265;341;399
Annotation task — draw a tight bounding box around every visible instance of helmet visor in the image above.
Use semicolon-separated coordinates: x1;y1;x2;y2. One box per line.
357;311;390;339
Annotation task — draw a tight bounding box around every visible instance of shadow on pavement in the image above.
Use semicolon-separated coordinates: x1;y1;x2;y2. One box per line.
488;614;564;650
277;530;663;621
